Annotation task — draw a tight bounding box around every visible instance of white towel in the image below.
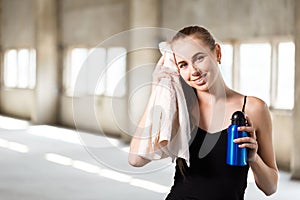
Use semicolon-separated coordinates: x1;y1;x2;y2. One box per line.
137;42;196;166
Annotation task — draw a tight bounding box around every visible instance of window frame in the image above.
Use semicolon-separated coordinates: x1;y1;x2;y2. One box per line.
63;46;127;98
271;39;295;110
221;36;295;111
238;41;272;105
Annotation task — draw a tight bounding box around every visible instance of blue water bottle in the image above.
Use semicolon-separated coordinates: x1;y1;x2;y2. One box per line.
226;111;248;166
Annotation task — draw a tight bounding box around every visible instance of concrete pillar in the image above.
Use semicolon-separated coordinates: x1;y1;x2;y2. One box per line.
124;0;161;141
129;0;160;28
129;0;161;64
291;0;300;179
31;0;58;124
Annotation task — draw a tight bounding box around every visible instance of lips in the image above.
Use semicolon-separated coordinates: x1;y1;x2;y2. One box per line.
192;73;207;81
191;73;207;85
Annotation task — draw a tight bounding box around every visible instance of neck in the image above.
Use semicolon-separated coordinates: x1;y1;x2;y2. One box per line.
195;77;232;132
196;77;230;104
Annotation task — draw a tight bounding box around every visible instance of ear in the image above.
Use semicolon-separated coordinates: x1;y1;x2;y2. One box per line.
215;43;222;64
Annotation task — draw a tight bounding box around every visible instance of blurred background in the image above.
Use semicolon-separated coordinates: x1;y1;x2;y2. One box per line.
0;0;300;199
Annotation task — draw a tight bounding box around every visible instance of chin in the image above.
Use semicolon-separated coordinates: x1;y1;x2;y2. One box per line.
192;84;209;91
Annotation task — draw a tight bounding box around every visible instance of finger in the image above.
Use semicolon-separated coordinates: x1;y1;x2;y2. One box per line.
157;53;166;66
244;114;253;127
234;137;257;150
235;136;257;144
234;137;255;144
251;130;257;140
237;129;257;142
238;126;254;133
238;141;257;149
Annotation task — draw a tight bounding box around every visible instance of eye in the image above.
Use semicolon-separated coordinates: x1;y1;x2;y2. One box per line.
192;53;206;66
178;62;188;69
195;55;204;63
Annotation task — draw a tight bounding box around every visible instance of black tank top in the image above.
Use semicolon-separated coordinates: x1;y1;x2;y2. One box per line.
165;96;249;200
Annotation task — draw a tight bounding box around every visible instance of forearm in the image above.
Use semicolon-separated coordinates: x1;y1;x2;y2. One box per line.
249;154;278;196
128;136;151;167
128;103;151;167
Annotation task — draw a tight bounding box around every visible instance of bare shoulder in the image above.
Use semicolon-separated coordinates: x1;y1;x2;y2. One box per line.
246;96;269;111
245;96;271;128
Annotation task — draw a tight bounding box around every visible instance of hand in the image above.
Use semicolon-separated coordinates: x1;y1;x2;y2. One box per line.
234;114;258;163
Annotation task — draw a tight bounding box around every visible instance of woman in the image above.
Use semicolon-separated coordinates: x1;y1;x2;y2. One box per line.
129;25;278;199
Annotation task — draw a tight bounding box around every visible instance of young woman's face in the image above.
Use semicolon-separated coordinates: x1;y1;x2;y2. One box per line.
172;36;221;91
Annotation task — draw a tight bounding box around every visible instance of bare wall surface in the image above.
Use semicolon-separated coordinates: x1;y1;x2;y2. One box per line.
292;0;300;179
61;0;129;46
161;0;295;41
0;89;33;119
272;111;293;171
0;0;35;119
1;0;34;48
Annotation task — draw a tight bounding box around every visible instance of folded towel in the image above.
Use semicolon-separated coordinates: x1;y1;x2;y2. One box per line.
136;42;197;166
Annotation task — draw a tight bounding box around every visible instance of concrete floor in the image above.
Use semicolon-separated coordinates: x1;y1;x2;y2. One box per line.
0;116;299;200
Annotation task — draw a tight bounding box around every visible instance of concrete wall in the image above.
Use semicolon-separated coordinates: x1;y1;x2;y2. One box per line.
292;0;300;179
61;0;129;46
59;0;130;135
0;0;34;119
0;0;59;123
272;111;293;171
161;0;295;40
1;0;35;47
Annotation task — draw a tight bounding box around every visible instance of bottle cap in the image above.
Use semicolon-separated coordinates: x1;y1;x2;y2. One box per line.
231;111;246;126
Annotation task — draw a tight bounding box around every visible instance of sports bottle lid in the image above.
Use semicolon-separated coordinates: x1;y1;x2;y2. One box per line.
231;111;246;126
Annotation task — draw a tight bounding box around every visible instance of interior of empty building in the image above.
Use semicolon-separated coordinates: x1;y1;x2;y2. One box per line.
0;0;300;199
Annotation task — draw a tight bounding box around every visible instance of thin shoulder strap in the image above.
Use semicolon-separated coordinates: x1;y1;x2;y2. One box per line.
242;96;247;113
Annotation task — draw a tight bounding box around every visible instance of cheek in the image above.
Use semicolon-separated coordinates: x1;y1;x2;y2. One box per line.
202;59;218;74
179;70;189;81
179;71;192;86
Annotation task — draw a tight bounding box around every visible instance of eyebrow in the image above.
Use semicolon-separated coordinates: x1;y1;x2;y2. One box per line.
175;52;206;66
177;60;185;66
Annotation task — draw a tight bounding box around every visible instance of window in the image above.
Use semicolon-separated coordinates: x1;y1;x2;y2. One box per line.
104;48;127;97
65;47;127;97
89;48;107;95
274;42;295;109
220;44;233;88
219;39;295;110
70;48;89;93
4;49;36;89
239;43;271;105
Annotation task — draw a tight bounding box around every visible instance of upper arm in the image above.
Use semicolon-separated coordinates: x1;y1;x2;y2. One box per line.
247;97;278;170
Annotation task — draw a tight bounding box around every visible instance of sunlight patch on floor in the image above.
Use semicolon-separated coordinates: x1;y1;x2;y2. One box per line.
44;152;168;193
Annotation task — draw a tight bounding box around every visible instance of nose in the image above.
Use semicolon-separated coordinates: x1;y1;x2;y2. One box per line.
191;64;202;76
192;70;201;76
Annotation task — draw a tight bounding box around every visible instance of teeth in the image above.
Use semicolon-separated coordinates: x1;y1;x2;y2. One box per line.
192;73;207;82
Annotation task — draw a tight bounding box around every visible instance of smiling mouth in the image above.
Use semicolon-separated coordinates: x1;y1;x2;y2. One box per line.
191;73;207;82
